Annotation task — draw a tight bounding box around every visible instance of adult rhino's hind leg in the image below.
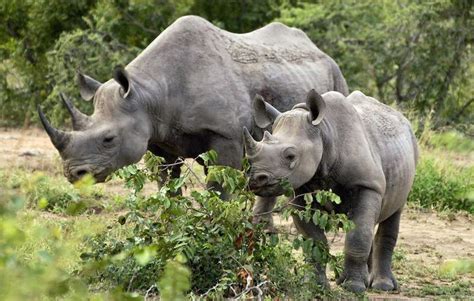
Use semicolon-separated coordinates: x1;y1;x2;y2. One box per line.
369;209;402;291
252;196;277;233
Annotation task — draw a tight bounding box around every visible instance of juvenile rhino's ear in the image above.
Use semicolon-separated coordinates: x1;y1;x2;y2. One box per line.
306;89;326;125
253;94;281;128
76;71;102;101
113;66;132;98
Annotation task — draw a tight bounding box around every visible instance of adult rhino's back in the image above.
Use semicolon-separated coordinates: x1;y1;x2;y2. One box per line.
349;91;418;221
129;16;347;111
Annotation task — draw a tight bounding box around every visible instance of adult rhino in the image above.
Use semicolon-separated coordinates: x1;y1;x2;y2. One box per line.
243;90;418;292
38;15;348;222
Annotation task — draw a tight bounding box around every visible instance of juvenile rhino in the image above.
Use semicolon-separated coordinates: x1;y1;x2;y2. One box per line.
243;90;418;292
38;16;347;225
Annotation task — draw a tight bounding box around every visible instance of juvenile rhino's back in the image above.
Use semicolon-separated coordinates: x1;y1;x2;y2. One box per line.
349;91;418;221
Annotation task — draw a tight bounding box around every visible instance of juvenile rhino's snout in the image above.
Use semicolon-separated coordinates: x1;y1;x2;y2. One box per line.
249;172;270;190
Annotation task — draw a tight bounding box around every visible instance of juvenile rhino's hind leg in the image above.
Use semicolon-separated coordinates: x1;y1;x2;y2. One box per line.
369;209;401;291
252;196;277;233
337;189;381;293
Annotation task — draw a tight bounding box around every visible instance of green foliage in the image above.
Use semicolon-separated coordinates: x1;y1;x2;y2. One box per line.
408;156;473;213
427;130;474;153
158;254;191;301
278;0;473;127
1;0;472;129
0;169;104;214
80;151;351;298
0;194;88;300
439;259;474;279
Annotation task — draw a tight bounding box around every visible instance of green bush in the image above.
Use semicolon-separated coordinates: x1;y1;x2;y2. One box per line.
0;169;104;214
428;130;474;153
408;156;473;213
80;151;352;299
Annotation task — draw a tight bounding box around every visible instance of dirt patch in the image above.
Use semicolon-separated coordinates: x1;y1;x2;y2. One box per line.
1;127;473;299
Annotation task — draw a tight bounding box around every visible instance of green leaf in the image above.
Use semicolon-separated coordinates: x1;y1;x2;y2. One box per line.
134;246;157;266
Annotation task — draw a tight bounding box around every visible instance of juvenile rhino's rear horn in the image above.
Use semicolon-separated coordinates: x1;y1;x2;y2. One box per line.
243;127;260;157
60;92;90;131
37;106;71;152
262;131;275;142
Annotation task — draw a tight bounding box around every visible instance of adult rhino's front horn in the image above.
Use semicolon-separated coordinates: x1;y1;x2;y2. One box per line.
37;106;71;152
60;92;91;131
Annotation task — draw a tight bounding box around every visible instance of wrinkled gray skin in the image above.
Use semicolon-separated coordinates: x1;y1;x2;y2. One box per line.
38;15;348;224
244;90;418;293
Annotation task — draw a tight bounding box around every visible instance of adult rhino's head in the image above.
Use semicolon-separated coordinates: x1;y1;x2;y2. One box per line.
244;89;327;197
38;68;152;183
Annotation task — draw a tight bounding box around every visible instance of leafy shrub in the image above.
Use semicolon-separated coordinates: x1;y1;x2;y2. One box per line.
0;169;104;214
80;151;352;299
428;130;474;153
409;156;473;213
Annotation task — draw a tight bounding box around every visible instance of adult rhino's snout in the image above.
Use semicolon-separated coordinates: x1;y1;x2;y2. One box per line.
67;167;92;183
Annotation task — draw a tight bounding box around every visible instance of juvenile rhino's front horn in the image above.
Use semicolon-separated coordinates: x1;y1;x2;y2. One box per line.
60;93;90;131
37;106;71;152
243;127;260;157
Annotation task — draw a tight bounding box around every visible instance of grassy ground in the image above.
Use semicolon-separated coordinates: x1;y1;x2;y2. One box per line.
0;128;473;300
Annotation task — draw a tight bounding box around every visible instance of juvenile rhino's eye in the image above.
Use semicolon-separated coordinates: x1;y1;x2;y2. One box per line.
282;148;297;162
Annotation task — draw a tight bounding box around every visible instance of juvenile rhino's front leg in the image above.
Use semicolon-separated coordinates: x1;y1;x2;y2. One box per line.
337;189;382;293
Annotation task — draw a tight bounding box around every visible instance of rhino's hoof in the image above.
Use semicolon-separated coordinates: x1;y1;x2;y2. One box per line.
342;280;367;293
252;217;278;234
337;272;368;293
371;277;398;291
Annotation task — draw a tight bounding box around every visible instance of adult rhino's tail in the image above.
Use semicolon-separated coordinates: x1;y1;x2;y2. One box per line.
410;127;420;167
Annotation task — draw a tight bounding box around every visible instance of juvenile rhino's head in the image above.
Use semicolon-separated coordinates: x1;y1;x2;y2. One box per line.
38;68;152;183
244;89;327;197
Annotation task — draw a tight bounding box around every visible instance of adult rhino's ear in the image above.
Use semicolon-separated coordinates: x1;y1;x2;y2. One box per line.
113;66;132;99
76;71;102;101
306;89;326;125
253;94;281;128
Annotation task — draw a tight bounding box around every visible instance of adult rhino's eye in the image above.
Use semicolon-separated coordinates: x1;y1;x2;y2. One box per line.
285;154;296;161
103;136;116;144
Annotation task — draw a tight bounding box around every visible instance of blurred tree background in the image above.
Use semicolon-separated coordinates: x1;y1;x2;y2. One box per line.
0;0;472;130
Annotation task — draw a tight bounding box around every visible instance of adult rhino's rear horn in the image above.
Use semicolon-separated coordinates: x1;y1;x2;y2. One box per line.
243;127;260;157
60;92;90;131
37;106;71;152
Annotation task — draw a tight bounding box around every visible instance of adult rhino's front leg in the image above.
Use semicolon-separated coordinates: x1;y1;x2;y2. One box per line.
291;194;329;288
206;138;244;200
337;188;382;293
148;145;183;195
252;196;277;233
209;138;278;231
